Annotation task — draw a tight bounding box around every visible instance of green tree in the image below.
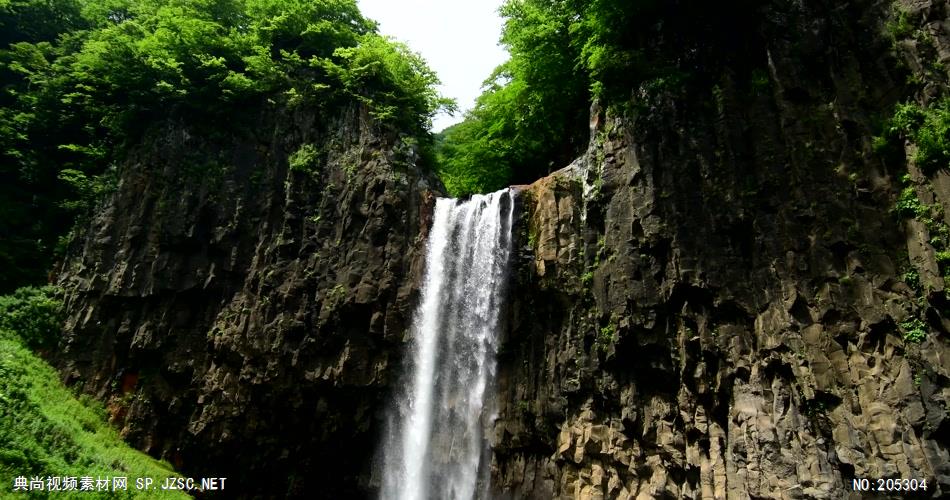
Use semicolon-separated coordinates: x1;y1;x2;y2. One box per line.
436;0;762;196
0;0;451;292
437;0;590;196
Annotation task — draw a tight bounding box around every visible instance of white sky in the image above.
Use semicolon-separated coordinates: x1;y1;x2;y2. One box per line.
357;0;509;132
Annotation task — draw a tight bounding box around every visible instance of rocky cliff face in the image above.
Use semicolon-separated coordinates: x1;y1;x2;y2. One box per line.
491;0;950;498
56;105;441;496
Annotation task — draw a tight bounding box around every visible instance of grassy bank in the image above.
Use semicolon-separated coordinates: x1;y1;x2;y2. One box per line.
0;293;188;498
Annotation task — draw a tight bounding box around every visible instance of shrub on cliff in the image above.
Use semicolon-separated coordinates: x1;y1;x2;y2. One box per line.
885;100;950;176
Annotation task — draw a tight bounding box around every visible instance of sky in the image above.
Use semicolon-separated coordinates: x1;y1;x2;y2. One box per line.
357;0;509;132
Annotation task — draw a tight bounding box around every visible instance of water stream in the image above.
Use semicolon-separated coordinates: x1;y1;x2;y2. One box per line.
380;189;515;500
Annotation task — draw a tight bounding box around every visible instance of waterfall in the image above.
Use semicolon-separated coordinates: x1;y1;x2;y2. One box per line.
380;189;515;500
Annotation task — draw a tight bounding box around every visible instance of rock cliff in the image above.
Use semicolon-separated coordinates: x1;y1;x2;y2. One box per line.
492;0;950;498
56;105;441;496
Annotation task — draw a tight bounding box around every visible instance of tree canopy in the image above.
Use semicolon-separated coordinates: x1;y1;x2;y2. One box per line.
436;0;762;197
436;0;591;197
0;0;452;292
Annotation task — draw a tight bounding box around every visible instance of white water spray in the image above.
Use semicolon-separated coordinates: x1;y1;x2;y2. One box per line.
380;189;514;500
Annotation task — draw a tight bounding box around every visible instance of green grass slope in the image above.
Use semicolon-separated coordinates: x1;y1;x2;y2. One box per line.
0;329;189;499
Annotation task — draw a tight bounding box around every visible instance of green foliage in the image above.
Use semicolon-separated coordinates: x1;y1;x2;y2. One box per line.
0;286;63;350
435;0;673;195
881;100;950;176
912;104;950;176
526;222;538;249
58;165;118;214
894;185;926;218
750;68;770;96
902;268;921;292
889;173;950;295
0;330;187;498
581;271;594;286
435;0;591;196
599;323;616;342
569;0;671;100
436;0;656;194
323;34;456;129
289;143;320;173
936;250;950;266
900;318;927;344
0;0;450;292
0;0;90;48
887;7;914;40
596;322;616;353
436;0;761;195
436;120;515;197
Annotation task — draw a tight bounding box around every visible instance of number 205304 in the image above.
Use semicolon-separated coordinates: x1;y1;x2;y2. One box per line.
851;478;927;492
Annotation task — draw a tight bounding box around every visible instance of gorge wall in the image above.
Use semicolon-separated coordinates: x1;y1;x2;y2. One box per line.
492;0;950;498
53;0;950;499
56;105;442;496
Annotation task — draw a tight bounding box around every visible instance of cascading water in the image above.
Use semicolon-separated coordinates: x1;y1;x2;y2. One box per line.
380;189;515;500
